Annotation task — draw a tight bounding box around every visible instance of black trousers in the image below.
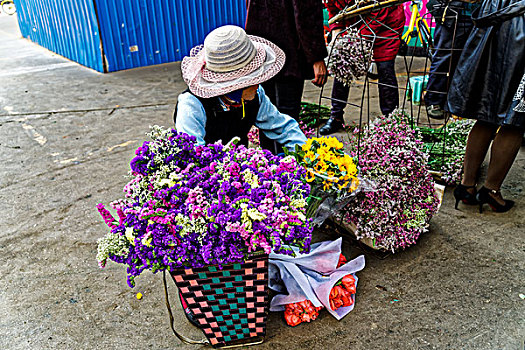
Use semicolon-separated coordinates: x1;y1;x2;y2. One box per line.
424;14;474;108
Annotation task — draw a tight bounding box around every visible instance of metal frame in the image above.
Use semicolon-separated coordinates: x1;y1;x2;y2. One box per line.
318;0;466;171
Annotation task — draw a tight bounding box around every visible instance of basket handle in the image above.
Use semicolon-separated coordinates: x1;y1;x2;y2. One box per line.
162;271;209;346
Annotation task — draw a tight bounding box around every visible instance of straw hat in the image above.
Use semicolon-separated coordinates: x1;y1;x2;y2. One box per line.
181;25;285;98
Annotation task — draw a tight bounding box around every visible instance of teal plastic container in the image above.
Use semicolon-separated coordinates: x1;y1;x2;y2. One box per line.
406;75;429;105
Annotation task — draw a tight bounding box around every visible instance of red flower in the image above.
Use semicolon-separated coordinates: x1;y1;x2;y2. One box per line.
284;311;302;327
329;298;336;311
341;275;356;294
329;273;357;311
329;285;344;310
340;288;353;307
337;253;347;268
301;312;312;322
330;284;339;299
284;300;323;326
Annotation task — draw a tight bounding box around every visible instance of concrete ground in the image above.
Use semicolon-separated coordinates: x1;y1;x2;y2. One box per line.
1;13;524;350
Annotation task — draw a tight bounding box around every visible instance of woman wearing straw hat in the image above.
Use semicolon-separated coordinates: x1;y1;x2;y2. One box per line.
174;25;307;152
175;25;307;325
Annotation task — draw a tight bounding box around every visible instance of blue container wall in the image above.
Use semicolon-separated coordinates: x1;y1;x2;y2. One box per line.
93;0;247;72
14;0;104;72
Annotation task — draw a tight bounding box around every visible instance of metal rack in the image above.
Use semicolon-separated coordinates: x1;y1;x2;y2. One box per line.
318;0;466;174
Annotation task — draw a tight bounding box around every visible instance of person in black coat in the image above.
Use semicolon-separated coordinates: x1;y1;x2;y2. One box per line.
246;0;328;152
448;0;525;213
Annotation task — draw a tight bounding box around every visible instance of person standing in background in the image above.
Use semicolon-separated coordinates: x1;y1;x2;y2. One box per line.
319;0;405;135
246;0;328;151
424;0;480;119
448;0;524;213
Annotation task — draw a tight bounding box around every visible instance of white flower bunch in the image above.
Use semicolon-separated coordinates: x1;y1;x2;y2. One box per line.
327;28;373;87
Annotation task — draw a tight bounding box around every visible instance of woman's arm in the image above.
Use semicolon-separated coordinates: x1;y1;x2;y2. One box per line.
255;86;307;150
175;92;207;145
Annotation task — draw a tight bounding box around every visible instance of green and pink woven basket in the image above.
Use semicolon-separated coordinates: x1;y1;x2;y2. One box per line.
167;253;269;348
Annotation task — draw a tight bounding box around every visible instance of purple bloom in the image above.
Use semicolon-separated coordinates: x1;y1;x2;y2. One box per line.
130;156;149;175
343;112;439;252
96;127;313;287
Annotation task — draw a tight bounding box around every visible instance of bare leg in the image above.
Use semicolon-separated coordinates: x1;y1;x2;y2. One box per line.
484;126;523;204
461;121;498;193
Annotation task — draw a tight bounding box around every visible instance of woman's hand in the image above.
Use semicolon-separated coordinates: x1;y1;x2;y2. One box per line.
311;60;328;87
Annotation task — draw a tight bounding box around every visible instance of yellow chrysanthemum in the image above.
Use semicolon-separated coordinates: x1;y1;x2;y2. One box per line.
315;160;328;172
328;137;343;149
318;146;329;157
304;151;316;163
302;138;315;151
300;137;359;194
347;163;357;175
305;170;315;183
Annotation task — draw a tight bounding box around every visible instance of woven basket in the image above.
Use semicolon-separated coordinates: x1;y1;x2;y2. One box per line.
169;253;269;348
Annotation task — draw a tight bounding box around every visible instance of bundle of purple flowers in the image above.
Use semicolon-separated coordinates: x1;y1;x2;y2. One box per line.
343;112;439;252
96;126;313;287
327;28;373;87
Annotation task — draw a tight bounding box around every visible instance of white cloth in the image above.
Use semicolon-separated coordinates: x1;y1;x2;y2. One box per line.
269;238;366;320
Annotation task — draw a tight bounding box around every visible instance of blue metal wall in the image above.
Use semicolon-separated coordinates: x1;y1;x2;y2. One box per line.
14;0;104;72
93;0;247;72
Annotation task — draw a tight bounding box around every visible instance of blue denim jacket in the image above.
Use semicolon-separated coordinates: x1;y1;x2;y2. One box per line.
175;86;307;150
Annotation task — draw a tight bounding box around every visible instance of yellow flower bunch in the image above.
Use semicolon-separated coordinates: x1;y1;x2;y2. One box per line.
299;137;359;194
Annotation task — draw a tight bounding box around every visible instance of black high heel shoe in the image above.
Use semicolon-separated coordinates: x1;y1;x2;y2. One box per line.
476;186;515;213
453;184;478;209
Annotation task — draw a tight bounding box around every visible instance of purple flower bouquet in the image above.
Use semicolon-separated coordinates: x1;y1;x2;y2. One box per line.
96;126;313;287
343;112;439;252
327;28;373;87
